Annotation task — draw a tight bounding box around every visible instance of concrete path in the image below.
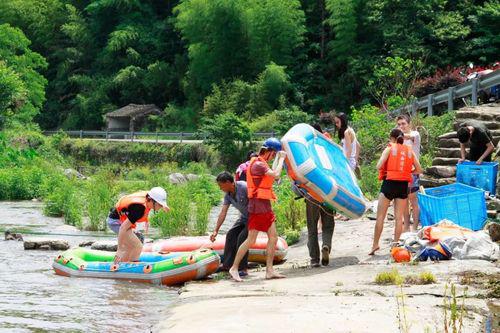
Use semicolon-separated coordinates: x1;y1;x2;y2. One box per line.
156;217;499;333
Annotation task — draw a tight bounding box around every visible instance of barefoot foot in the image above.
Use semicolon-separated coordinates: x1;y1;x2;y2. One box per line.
229;267;243;282
368;246;380;255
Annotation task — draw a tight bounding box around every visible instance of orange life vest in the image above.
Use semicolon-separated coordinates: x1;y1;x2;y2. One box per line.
246;156;277;201
115;191;150;224
378;144;390;180
385;143;414;182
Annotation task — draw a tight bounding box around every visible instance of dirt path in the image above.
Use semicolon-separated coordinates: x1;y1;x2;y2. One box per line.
156;217;499;333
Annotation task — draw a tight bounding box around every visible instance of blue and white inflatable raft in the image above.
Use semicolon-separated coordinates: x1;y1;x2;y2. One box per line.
282;123;367;219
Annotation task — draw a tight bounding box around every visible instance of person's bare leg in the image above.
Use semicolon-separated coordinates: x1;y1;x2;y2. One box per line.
393;198;407;244
229;230;258;282
409;192;419;232
369;193;391;255
115;221;132;263
402;197;411;233
265;222;285;279
127;230;143;262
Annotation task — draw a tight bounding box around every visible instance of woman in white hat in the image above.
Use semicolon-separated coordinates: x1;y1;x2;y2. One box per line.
111;187;169;263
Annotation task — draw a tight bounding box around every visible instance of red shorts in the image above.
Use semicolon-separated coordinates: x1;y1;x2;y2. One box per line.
248;212;275;232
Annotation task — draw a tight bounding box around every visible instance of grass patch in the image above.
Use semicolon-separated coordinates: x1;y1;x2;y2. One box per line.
404;271;436;285
375;269;404;285
273;180;306;245
375;269;436;285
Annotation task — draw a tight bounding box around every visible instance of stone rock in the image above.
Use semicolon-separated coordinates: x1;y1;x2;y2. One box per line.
4;231;23;241
91;241;117;251
23;238;70;250
39;245;50;250
169;173;187;185
438;138;460;148
185;174;200;182
420;175;455;188
485;222;500;242
63;168;87;180
487;198;500;211
487;210;497;219
438;132;457;140
78;240;95;247
453;120;500;131
435;148;461;159
432;157;460;166
426;166;456;178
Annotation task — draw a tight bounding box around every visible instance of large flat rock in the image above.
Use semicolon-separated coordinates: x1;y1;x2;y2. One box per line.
23;238;70;250
453;120;500;130
90;240;117;251
426;165;456;178
435;148;461;158
420;175;455;188
432;157;460;166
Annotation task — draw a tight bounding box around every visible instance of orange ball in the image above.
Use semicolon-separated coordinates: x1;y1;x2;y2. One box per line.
391;247;411;263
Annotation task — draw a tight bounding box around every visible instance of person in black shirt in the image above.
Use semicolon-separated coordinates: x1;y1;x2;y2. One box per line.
457;120;494;164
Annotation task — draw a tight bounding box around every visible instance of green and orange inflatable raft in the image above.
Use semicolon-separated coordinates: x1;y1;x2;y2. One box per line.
52;247;220;285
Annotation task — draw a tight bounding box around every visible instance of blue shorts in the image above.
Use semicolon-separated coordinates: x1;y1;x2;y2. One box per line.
409;175;420;193
107;217;121;234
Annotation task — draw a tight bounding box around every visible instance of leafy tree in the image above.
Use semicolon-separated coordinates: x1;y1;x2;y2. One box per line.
0;24;47;126
198;112;253;167
175;0;305;103
367;57;424;111
470;0;500;63
202;62;292;119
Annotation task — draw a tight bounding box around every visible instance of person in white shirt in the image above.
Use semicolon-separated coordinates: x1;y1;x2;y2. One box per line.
334;113;361;176
396;114;421;232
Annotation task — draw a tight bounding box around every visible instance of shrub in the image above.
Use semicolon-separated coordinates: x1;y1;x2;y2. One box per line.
57;139;220;169
413;66;465;97
193;193;211;236
375;269;404;285
273;180;306;244
198;112;253;168
358;161;381;200
351;104;393;164
85;170;116;231
250;105;314;136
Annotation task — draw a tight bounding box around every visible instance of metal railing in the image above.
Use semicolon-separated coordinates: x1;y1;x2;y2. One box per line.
43;130;276;143
391;69;500;116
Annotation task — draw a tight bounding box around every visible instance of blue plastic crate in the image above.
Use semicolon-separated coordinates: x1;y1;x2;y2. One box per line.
456;161;498;195
417;183;486;231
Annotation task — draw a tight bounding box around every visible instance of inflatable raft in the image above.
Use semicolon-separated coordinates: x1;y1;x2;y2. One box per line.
282;123;367;219
143;234;288;263
52;247;220;285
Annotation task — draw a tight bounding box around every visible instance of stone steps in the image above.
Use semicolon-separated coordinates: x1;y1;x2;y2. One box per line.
438;134;500;147
435;148;461;158
426;166;456;178
420;175;455;188
432;157;460;166
453;120;500;130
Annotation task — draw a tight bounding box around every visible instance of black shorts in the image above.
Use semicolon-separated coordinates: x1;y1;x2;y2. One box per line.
381;180;409;200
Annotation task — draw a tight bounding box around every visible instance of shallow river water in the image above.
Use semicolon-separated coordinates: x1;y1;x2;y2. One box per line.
0;201;178;333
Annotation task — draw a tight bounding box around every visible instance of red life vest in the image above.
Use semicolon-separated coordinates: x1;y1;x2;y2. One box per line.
378;144;390;180
246;156;277;201
385;143;414;182
115;191;151;225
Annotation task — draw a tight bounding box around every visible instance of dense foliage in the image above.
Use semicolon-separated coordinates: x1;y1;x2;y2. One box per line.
0;0;497;131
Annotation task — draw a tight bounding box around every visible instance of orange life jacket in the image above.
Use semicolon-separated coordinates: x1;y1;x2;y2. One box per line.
385;143;414;182
115;191;150;225
246;156;277;201
378;144;390;180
